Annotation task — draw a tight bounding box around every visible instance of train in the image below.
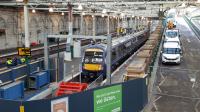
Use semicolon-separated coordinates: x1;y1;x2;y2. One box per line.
81;29;150;79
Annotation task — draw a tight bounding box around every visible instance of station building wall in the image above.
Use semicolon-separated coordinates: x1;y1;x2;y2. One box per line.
0;8;117;50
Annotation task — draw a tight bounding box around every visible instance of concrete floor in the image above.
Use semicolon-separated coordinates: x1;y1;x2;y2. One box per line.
150;17;200;112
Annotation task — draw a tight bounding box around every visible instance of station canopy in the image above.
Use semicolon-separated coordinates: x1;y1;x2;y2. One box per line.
0;0;200;18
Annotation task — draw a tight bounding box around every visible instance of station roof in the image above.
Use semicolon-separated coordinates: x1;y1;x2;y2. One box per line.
0;0;199;18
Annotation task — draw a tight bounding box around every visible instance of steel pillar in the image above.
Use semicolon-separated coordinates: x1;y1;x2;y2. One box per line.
107;15;110;35
106;35;112;85
44;35;49;70
92;15;96;36
24;4;30;47
80;13;83;35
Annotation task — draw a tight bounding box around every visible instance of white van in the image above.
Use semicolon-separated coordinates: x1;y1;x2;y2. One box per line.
161;42;182;64
164;37;181;45
164;29;180;38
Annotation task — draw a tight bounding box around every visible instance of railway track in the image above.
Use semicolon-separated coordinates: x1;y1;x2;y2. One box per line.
0;33;117;67
0;39;91;67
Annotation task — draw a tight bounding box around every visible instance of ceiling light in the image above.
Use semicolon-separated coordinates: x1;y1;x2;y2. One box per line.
182;3;186;7
102;9;107;14
120;13;124;17
82;12;85;15
32;9;36;13
61;12;64;16
92;15;94;18
49;7;53;12
16;0;23;2
102;14;105;17
113;15;116;18
78;4;83;10
132;15;134;18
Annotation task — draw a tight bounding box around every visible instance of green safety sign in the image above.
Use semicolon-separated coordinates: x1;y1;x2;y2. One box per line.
94;85;122;112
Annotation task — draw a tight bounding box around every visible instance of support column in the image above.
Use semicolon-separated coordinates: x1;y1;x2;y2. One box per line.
92;15;96;36
134;17;137;31
24;3;30;47
64;2;73;61
64;2;73;78
80;13;83;35
131;17;133;33
107;15;110;35
44;35;49;70
117;16;120;36
106;35;112;85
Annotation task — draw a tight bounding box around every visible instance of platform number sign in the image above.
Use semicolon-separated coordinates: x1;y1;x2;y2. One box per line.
18;47;31;56
94;85;122;112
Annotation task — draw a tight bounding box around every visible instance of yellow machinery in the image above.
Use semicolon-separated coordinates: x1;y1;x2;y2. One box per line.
167;20;174;29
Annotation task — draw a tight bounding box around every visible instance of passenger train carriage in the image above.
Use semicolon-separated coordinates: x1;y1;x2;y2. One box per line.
81;29;150;79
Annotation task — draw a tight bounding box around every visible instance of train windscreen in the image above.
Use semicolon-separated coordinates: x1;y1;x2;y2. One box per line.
84;51;103;64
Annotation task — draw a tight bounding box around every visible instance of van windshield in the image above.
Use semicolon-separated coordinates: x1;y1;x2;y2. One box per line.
166;31;178;38
163;48;180;54
164;41;180;45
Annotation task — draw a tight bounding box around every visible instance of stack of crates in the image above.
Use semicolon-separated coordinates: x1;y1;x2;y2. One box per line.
55;82;88;97
124;21;163;81
124;58;147;81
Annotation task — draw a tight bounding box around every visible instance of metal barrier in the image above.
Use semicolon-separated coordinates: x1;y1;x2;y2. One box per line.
87;75;103;89
0;77;148;112
184;16;200;38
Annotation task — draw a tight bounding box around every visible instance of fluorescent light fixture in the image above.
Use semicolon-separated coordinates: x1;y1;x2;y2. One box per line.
102;9;107;14
82;12;85;15
49;7;53;12
16;0;23;2
78;4;83;10
32;9;36;13
61;12;64;15
120;13;124;17
182;3;186;7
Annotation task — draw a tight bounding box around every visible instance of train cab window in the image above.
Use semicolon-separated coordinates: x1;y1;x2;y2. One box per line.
84;51;103;64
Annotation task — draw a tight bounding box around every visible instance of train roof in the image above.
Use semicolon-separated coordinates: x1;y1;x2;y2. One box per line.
86;29;147;50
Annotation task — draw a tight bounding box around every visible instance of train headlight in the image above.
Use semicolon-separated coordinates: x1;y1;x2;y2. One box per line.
99;65;103;70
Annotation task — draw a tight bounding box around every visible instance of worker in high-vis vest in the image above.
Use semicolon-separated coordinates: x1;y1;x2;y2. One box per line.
6;59;13;66
20;58;26;64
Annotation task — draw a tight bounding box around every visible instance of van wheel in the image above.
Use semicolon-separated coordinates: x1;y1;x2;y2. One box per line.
177;62;181;65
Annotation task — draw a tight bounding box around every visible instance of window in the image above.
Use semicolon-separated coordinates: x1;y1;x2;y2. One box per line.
163;48;180;54
84;51;104;64
165;31;178;38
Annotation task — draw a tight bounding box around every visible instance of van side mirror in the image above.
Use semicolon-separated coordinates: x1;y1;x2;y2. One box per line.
180;49;183;54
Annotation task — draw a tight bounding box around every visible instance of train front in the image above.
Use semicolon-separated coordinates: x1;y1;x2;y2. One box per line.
81;46;106;79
